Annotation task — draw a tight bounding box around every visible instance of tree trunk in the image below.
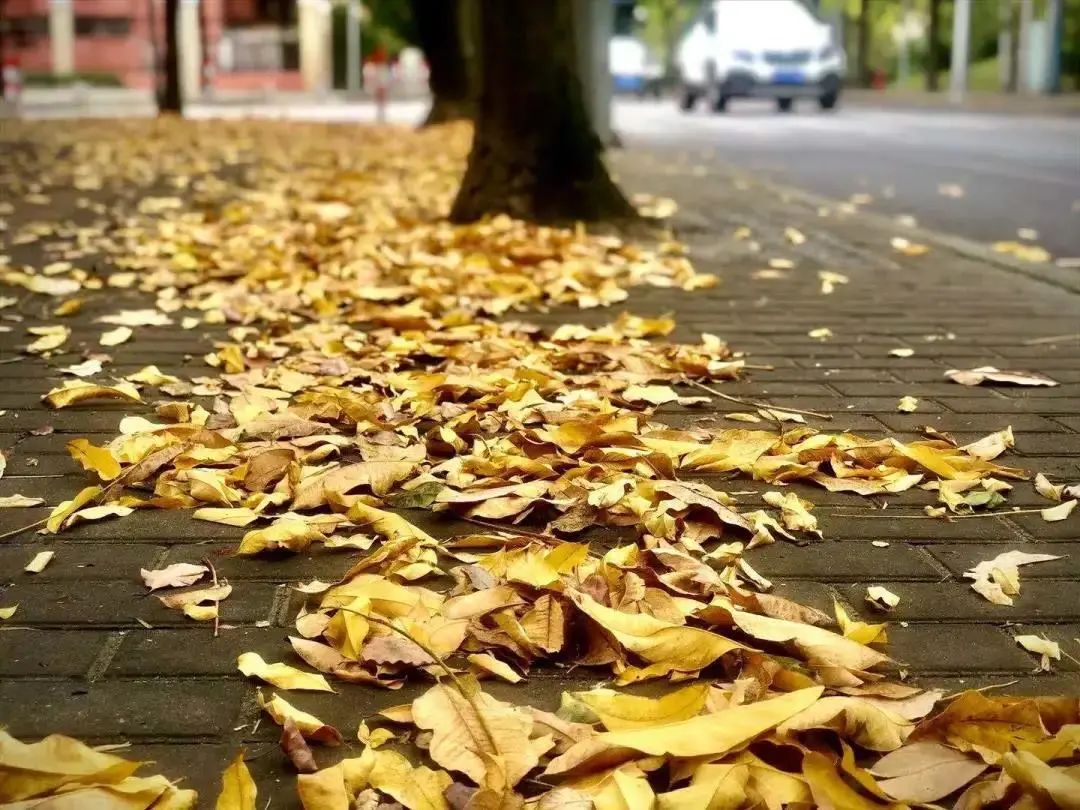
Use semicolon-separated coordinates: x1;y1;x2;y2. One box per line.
161;0;183;114
449;0;634;224
411;0;473;125
926;0;941;92
856;0;871;87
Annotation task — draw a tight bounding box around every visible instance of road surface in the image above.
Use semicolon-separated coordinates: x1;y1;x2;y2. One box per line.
614;98;1080;260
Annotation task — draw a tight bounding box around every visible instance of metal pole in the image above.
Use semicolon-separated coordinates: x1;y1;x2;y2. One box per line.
1018;0;1032;92
1045;0;1064;93
897;0;911;86
346;0;362;93
949;0;971;103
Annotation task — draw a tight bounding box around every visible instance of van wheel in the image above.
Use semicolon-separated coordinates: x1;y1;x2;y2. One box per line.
710;91;728;113
819;91;839;110
776;97;794;113
678;86;698;111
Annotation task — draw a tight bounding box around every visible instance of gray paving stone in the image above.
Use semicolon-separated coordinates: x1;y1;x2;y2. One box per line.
0;679;247;738
887;623;1037;674
0;628;113;677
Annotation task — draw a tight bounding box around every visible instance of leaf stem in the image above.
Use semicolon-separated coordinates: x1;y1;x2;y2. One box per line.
688;379;832;420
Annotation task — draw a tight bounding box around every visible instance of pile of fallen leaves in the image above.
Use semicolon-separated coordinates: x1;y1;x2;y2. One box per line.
2;119;1078;809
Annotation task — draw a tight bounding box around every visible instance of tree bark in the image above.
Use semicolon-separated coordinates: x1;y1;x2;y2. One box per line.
410;0;473;125
926;0;941;92
856;0;871;87
449;0;634;224
161;0;183;114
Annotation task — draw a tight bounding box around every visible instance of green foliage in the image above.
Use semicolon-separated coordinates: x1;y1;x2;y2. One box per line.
23;72;124;88
330;0;417;90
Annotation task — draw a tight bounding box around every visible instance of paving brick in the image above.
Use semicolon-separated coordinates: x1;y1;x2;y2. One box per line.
0;581;281;626
749;540;941;581
0;543;166;580
110;626;289;676
1003;512;1080;541
887;623;1035;674
928;543;1080;579
837;581;1080;622
0;628;113;677
0;679;247;738
816;511;1019;542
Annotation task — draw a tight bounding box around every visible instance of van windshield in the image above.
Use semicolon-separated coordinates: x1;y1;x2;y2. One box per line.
714;0;821;36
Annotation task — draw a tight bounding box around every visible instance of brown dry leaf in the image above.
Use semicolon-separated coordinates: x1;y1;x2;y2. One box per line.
280;719;318;774
871;741;987;803
779;696;914;751
158;583;232;610
141;563;209;591
945;366;1058;387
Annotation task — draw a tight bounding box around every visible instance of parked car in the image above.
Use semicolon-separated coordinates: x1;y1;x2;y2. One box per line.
610;35;663;97
675;0;845;112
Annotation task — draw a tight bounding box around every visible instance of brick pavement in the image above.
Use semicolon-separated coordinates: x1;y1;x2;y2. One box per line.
1;129;1078;803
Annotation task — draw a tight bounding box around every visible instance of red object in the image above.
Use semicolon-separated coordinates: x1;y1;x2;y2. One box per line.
3;55;23;102
871;68;887;90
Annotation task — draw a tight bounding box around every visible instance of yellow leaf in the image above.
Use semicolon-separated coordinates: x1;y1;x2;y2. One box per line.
67;438;122;481
237;652;335;692
569;591;744;677
183;603;219;622
1001;750;1080;808
803;751;903;809
0;605;17;620
412;682;541;788
216;752;257;810
657;763;748;810
365;747;454;810
100;326;133;346
549;688;823;776
45;485;102;533
779;696;914;751
0;728;140;801
571;683;709;731
44;381;142;409
347;501;435;544
237;519;325;555
257;692;343;745
468;653;524;683
594;767;656;810
297;763;351;810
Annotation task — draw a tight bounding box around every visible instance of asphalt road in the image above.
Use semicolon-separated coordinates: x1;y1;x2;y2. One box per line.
614;98;1080;259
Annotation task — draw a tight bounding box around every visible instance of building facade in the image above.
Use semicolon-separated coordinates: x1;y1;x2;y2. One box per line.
1;0;331;93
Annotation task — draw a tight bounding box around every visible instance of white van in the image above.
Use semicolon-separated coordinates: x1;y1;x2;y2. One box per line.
675;0;845;112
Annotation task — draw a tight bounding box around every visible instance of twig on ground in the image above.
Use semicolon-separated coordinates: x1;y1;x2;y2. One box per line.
689;379;832;420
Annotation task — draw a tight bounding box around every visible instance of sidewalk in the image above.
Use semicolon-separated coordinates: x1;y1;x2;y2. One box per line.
844;86;1080;116
1;119;1078;802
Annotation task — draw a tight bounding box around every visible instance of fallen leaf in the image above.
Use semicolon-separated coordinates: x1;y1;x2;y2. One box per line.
889;348;914;358
964;550;1061;606
896;396;918;413
280;718;318;774
871;741;988;802
141;563;210;591
0;494;44;508
258;691;343;745
67;438;122;481
44;381;142;408
216;751;257;810
99;326;133;346
1002;750;1080;806
1042;499;1077;522
24;551;54;573
865;586;900;611
412;681;541;787
1015;634;1061;671
237;652;335;692
570;683;709;731
945;366;1058;387
0;605;17;620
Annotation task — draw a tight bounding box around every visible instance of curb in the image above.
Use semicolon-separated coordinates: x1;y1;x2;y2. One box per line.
694;166;1080;296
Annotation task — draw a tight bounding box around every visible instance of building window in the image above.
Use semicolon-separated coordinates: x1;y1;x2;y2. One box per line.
4;15;49;46
74;16;133;37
